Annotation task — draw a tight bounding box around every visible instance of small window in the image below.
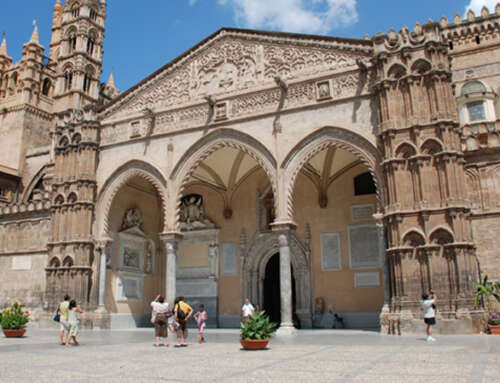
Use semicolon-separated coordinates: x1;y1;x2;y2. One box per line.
69;35;77;52
87;37;95;55
42;78;51;96
72;6;80;18
64;72;73;91
90;9;97;21
467;101;486;122
354;172;376;196
83;74;91;93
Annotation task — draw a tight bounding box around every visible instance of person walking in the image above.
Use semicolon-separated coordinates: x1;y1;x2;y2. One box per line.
151;295;170;347
421;291;437;342
194;304;208;343
66;300;83;347
57;294;71;345
241;298;255;321
173;296;193;347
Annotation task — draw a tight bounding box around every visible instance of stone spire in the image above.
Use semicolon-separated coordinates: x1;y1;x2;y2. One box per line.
29;23;40;45
0;35;7;57
107;71;116;89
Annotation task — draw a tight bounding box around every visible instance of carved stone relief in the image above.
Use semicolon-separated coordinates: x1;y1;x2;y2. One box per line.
179;194;215;231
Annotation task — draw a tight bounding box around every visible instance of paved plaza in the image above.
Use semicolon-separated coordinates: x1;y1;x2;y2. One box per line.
0;328;499;382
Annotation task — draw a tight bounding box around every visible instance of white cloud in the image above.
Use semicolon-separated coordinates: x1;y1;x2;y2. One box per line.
464;0;498;15
217;0;358;34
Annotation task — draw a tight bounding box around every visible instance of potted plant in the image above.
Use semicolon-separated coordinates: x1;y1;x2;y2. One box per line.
0;301;30;338
240;311;277;350
474;276;500;334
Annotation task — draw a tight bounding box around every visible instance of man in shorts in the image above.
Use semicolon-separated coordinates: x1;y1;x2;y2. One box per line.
421;292;437;342
58;294;71;345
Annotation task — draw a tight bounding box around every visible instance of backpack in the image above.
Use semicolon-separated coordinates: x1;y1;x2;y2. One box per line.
176;303;186;321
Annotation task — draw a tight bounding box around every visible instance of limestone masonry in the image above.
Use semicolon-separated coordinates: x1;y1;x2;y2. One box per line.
1;0;499;333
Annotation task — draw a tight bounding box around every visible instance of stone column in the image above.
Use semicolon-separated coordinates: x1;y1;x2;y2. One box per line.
160;232;183;306
374;213;390;305
96;238;112;312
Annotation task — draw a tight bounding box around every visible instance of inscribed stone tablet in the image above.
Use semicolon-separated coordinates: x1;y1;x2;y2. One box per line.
221;242;237;276
12;256;32;270
355;272;380;288
348;223;380;269
321;233;341;270
351;204;375;221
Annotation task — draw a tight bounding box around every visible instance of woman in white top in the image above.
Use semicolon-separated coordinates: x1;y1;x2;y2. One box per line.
421;292;437;342
151;295;170;347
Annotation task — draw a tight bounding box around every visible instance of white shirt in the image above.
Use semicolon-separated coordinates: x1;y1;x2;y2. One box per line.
242;303;255;317
421;299;435;318
151;301;169;314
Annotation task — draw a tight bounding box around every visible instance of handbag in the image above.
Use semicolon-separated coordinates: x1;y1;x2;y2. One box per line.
53;313;60;322
166;310;173;318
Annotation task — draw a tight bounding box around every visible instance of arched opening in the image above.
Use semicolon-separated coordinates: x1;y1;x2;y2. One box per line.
172;131;278;328
284;128;384;329
95;163;167;328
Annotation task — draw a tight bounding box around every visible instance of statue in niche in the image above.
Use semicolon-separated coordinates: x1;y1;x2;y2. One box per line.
123;248;139;269
121;208;143;231
179;194;215;231
208;241;219;279
144;241;153;274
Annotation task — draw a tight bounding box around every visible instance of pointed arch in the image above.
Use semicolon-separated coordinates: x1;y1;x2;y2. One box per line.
281;126;383;221
171;128;277;231
22;164;49;203
429;227;454;245
401;229;426;247
420;138;443;155
95;160;167;238
395;142;417;158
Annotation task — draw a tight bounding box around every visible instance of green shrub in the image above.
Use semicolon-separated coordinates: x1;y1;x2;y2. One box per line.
240;311;277;340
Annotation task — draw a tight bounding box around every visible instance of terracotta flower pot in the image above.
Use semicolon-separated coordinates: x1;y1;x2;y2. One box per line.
489;325;500;335
2;329;26;338
240;338;269;350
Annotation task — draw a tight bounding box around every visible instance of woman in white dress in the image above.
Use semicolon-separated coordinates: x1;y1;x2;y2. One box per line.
151;295;171;347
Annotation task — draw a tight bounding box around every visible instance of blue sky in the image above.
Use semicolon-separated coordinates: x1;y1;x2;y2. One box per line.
0;0;496;91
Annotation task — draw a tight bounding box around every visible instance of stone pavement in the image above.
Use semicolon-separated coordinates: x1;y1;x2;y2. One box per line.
0;328;499;383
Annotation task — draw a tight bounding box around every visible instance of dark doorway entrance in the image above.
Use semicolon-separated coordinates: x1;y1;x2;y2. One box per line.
263;253;296;326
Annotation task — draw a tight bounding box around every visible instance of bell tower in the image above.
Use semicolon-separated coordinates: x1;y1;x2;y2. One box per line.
52;0;106;112
45;0;106;313
373;23;482;333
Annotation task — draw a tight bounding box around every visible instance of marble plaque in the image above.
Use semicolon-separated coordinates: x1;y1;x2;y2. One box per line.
351;204;375;221
221;242;237;276
348;223;380;269
11;256;32;270
321;233;341;270
355;272;380;288
117;272;144;301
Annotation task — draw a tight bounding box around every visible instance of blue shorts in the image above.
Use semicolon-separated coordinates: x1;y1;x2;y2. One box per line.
424;317;436;325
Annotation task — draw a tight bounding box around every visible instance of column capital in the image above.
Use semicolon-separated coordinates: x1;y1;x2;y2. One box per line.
94;236;113;250
159;231;184;243
270;220;297;232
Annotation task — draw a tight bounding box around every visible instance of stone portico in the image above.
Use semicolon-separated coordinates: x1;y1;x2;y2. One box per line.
1;1;500;334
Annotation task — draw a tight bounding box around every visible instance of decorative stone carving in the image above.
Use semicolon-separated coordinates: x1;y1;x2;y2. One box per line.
208;241;219;279
179;194;215;231
121;208;143;231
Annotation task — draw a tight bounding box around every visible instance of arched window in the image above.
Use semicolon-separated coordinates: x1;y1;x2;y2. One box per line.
89;8;98;21
83;74;91;93
64;71;73;91
87;31;96;55
72;4;80;18
458;80;496;124
354;172;376;196
42;78;51;96
11;72;18;86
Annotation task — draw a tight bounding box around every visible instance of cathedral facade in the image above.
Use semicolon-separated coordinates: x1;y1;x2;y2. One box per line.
1;0;499;333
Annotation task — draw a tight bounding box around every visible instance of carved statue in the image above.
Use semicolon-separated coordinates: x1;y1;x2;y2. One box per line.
144;241;153;274
121;208;143;231
179;194;215;231
208;241;219;279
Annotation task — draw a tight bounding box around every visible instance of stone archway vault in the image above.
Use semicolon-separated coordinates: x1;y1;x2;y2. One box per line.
242;231;313;328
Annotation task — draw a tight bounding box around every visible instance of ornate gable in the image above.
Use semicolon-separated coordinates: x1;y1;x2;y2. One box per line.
101;28;373;120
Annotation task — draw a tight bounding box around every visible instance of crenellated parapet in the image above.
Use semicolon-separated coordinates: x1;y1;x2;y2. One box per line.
440;4;500;53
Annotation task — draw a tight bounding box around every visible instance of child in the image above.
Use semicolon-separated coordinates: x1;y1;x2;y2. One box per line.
421;291;437;342
66;299;83;347
194;304;208;343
